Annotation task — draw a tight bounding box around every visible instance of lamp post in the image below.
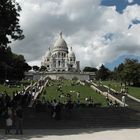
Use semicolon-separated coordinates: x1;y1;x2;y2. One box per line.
5;65;7;81
108;84;110;93
5;65;9;85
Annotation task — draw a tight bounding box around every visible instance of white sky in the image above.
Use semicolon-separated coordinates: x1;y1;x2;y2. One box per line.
11;0;140;68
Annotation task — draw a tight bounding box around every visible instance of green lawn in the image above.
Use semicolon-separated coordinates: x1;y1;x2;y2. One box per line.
96;80;140;99
128;87;140;99
41;80;107;106
101;80;122;92
0;84;24;94
0;80;34;95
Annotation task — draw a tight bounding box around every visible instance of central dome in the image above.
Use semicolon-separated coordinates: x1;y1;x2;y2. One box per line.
53;32;68;53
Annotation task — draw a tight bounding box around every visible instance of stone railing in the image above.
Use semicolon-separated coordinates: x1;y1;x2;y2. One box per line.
78;80;85;86
33;80;48;101
126;94;140;103
28;78;49;107
86;81;128;107
103;84;140;104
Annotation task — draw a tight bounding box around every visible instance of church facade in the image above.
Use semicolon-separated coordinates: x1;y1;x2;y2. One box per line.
25;32;95;81
41;32;80;72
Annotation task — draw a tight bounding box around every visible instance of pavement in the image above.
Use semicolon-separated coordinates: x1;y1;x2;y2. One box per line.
0;128;140;140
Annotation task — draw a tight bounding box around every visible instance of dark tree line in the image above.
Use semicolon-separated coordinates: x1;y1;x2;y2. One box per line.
83;67;98;72
113;59;140;86
0;0;31;82
0;46;31;82
0;0;24;47
83;58;140;86
83;65;111;81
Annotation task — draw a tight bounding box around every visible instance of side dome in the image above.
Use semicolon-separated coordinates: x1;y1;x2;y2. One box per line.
68;47;75;58
53;32;68;53
45;47;51;58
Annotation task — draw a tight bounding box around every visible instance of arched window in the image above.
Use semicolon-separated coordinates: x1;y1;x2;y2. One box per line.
58;53;60;57
58;61;60;66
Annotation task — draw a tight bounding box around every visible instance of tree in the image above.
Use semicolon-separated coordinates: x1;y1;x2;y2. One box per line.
113;63;124;81
112;59;140;86
121;59;140;86
39;66;47;71
96;64;111;80
83;67;98;72
0;0;24;47
0;0;30;82
32;65;39;71
0;46;31;81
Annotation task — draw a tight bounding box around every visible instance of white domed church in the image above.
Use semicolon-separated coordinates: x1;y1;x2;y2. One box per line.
42;32;80;72
26;32;94;81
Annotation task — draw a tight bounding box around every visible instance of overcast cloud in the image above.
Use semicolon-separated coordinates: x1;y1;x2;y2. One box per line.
11;0;140;68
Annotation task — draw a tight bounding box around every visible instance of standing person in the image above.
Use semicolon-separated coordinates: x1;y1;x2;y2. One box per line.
65;100;73;119
77;92;80;104
51;99;58;119
7;107;12;117
122;95;126;107
15;106;23;135
5;115;13;134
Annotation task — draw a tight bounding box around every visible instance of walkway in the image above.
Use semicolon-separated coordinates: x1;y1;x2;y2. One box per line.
0;128;140;140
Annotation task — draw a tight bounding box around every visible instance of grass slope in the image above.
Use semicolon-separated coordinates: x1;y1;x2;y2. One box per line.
0;80;33;95
42;80;107;106
0;84;24;94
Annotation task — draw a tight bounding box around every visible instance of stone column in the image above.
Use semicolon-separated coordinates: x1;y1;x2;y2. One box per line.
55;60;57;69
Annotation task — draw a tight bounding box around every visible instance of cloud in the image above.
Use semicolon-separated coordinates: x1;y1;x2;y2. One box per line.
12;0;140;68
128;0;134;3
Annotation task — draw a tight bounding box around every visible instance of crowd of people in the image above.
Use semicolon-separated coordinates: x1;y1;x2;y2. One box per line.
0;78;122;134
0;78;48;135
0;90;26;135
34;98;75;120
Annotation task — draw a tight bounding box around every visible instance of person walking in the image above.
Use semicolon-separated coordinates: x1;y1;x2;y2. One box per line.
122;95;126;107
14;106;23;135
5;115;13;134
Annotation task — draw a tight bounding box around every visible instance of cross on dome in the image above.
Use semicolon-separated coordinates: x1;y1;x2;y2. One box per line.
60;31;63;38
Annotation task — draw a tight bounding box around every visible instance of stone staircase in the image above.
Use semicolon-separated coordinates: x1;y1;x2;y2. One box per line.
1;107;140;129
91;82;140;111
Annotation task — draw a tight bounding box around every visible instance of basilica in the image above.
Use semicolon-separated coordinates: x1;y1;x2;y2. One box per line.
42;32;80;72
26;32;94;81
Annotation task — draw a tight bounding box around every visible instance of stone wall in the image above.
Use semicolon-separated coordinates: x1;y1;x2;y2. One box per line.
26;72;91;81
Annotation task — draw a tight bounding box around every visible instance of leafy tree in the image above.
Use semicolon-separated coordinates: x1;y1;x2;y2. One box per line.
121;59;140;86
32;65;39;71
39;66;47;71
112;59;140;86
72;76;78;81
0;46;31;81
0;0;30;82
0;0;24;47
113;63;124;81
83;67;98;72
96;64;111;80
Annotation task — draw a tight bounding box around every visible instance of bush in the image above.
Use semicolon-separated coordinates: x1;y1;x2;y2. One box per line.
72;77;78;81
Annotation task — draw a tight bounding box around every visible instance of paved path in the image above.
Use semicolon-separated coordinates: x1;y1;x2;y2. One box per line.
0;128;140;140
